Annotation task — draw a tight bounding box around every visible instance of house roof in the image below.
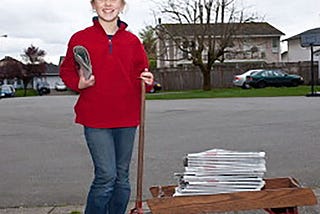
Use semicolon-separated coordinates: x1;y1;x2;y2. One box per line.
45;63;59;75
0;56;59;76
159;22;284;37
0;56;23;67
0;56;25;79
283;27;320;41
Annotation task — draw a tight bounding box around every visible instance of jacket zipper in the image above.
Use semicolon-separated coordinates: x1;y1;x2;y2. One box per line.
108;38;113;54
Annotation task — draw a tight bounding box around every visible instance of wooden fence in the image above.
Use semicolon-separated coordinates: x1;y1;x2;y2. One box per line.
152;61;319;90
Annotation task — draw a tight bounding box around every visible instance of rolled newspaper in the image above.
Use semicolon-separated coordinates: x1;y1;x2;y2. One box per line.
73;45;92;80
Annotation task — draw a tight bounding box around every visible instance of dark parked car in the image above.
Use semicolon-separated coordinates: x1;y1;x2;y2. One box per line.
149;81;162;93
36;81;51;95
246;69;304;88
0;84;15;98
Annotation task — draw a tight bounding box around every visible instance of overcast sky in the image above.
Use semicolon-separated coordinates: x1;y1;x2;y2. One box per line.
0;0;319;65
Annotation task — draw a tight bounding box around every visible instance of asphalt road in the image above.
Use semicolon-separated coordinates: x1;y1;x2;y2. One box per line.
0;95;319;209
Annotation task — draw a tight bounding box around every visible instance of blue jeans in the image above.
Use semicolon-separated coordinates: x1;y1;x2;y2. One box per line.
84;126;137;214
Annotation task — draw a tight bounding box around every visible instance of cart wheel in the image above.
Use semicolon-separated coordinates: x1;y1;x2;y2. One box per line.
264;207;298;214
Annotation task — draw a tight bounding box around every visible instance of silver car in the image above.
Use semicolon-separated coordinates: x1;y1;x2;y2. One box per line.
233;69;263;89
55;80;67;91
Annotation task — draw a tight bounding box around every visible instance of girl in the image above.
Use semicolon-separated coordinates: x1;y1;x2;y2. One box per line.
60;0;154;213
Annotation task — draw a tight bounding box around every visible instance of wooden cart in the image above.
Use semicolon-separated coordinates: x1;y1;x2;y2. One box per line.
147;177;317;214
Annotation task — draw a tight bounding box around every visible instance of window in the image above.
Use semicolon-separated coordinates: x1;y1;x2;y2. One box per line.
181;41;189;59
272;38;279;53
179;40;195;60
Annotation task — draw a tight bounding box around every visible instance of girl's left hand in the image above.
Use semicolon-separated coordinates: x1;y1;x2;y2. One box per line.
140;69;154;85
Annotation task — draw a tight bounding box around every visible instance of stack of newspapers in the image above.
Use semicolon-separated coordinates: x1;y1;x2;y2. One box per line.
173;149;266;196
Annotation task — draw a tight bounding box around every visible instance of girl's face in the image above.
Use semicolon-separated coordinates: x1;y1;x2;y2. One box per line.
91;0;125;23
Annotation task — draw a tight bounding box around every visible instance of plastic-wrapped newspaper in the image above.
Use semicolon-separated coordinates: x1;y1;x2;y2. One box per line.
173;149;266;196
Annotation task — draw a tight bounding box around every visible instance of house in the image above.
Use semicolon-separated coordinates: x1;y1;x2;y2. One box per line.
0;56;60;89
156;22;284;68
33;63;60;89
0;56;24;88
282;28;320;79
282;27;320;62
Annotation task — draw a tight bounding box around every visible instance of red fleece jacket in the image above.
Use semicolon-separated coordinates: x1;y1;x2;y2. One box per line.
60;18;149;128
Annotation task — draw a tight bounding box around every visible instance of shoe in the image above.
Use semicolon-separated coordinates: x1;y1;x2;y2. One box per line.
73;45;92;80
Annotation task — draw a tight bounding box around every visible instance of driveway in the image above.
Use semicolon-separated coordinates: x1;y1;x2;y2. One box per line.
0;95;319;209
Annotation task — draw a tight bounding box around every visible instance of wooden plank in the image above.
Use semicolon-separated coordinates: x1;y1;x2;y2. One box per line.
263;177;300;189
147;177;318;214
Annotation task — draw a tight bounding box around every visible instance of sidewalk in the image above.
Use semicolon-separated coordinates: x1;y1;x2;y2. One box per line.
0;188;319;214
0;205;84;214
0;202;150;214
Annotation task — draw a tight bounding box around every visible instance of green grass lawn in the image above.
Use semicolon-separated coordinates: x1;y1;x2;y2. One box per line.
12;86;318;100
146;85;317;100
15;88;38;97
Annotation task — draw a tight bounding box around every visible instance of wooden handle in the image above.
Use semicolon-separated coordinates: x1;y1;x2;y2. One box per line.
135;79;146;208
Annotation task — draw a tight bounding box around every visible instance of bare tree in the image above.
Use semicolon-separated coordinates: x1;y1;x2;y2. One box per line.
154;0;256;90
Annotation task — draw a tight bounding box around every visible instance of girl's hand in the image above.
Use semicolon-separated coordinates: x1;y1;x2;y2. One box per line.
140;69;154;85
78;69;95;89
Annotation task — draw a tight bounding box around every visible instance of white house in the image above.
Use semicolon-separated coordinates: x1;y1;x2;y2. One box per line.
282;28;320;78
33;63;61;89
156;22;285;68
282;28;320;61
